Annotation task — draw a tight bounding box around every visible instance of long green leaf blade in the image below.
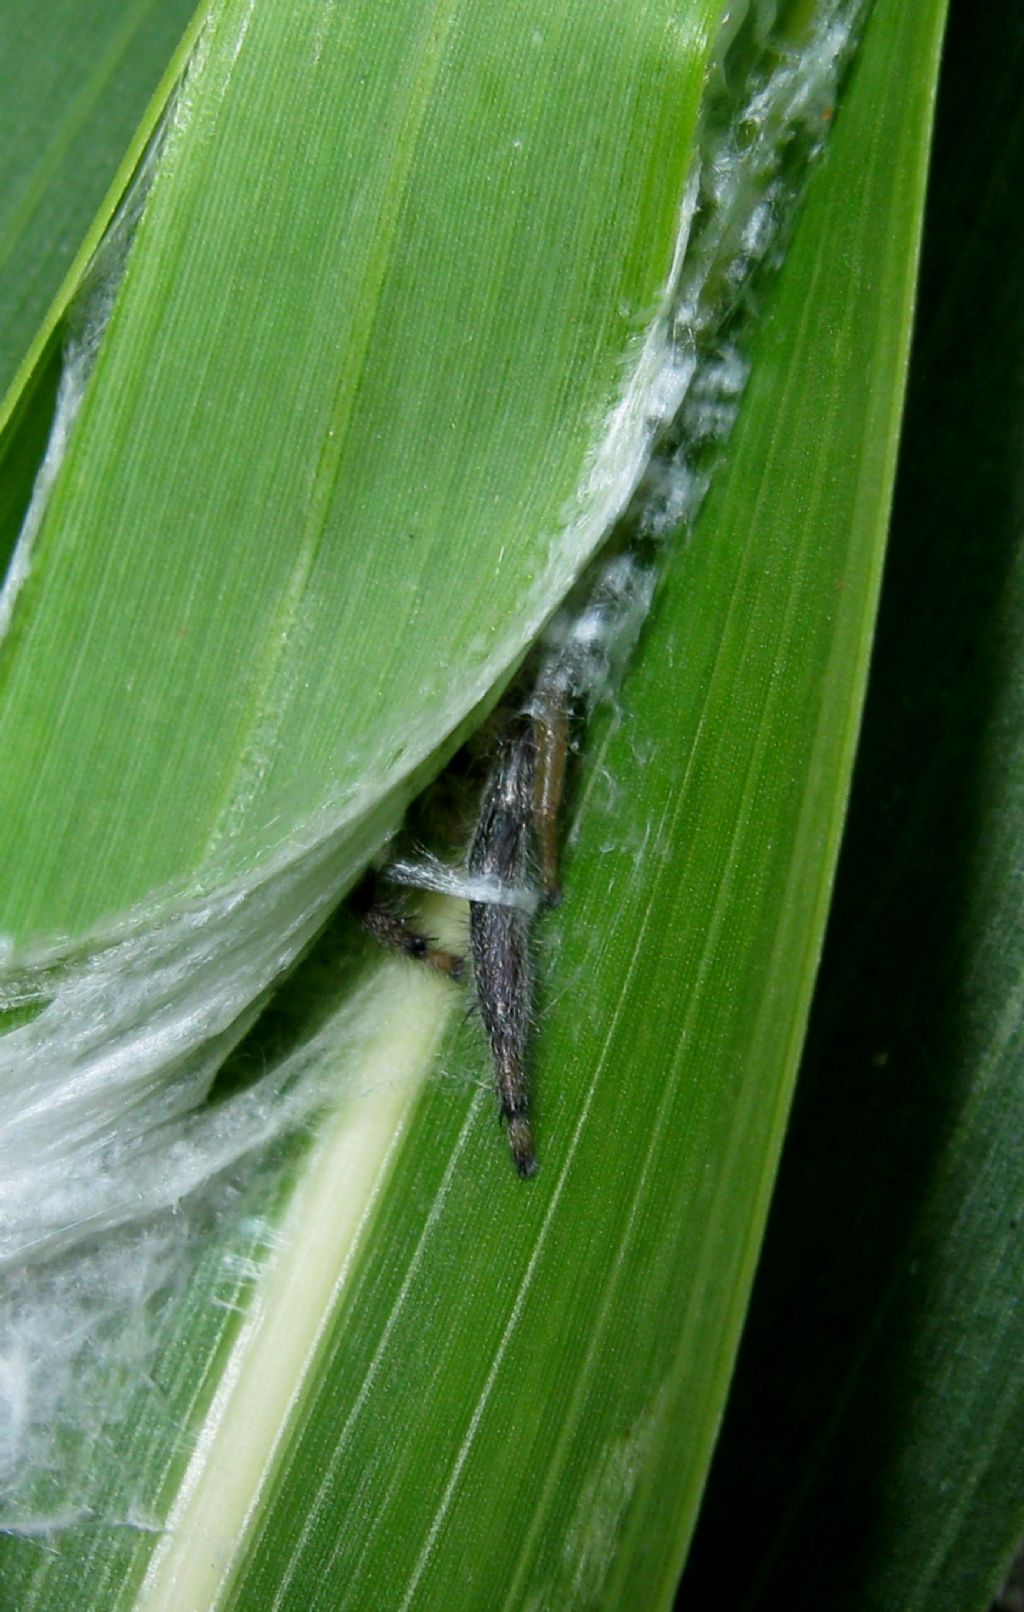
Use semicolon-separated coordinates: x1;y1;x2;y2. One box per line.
683;2;1024;1605
123;1;947;1606
0;1;952;1608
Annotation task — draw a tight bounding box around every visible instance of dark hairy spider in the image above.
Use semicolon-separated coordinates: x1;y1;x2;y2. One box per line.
463;702;568;1178
360;549;649;1177
359;696;570;1179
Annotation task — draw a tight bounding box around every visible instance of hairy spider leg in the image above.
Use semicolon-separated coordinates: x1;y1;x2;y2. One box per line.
468;729;538;1178
531;690;570;907
355;874;464;978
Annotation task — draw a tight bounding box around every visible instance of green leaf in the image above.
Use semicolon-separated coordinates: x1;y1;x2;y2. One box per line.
0;0;954;1607
0;0;729;1293
682;3;1024;1608
0;0;718;944
180;3;943;1604
0;0;200;583
0;0;199;400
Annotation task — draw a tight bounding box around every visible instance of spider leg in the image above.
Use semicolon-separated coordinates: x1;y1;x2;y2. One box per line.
355;875;465;979
530;688;570;907
468;729;537;1178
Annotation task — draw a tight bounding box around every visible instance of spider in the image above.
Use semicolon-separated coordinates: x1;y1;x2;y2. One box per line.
357;686;570;1179
358;549;647;1177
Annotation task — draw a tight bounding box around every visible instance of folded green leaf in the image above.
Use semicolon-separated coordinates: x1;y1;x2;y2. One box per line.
0;0;723;1268
0;0;950;1606
0;0;719;943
